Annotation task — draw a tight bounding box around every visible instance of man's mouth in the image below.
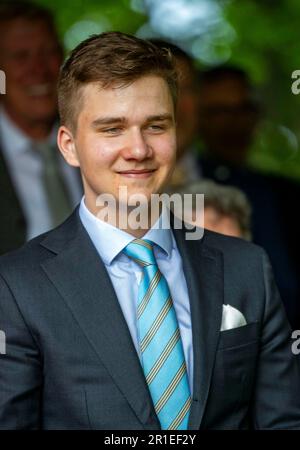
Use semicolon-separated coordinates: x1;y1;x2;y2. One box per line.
117;169;156;178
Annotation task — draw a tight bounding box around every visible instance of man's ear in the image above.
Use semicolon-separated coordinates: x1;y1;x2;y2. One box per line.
57;125;80;167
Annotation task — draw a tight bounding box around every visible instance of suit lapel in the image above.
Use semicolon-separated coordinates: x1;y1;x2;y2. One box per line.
172;224;224;429
40;210;160;429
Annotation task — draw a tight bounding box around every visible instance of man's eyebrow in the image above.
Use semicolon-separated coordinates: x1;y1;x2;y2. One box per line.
91;117;126;128
145;114;173;123
91;114;173;128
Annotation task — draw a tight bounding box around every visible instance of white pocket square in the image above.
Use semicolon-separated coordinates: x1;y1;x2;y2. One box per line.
220;304;247;331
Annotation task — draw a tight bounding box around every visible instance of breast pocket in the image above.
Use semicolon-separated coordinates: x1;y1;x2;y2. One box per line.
217;322;260;388
217;321;260;351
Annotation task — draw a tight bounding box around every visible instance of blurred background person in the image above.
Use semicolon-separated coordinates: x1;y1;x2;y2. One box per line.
196;65;300;329
0;0;82;254
174;179;252;240
197;66;259;169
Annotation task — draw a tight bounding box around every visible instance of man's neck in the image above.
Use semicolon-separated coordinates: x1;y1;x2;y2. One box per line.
85;198;162;238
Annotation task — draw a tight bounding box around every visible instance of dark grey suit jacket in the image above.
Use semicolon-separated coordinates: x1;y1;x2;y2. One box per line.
0;208;300;429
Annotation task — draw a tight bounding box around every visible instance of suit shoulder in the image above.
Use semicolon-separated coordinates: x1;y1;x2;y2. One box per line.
0;209;80;275
0;209;81;283
202;228;265;261
0;230;52;277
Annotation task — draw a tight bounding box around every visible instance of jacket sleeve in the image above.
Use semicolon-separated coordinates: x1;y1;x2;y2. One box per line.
251;250;300;429
0;273;42;429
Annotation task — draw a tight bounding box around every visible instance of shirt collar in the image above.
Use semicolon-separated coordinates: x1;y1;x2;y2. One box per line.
79;197;173;266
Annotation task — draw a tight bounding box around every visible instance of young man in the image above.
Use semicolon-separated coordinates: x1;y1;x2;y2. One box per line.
0;32;299;430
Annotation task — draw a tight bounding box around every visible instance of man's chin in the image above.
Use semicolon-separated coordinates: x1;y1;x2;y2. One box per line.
118;185;155;202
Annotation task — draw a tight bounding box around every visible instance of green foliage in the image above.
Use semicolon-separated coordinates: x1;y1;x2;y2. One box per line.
35;0;147;41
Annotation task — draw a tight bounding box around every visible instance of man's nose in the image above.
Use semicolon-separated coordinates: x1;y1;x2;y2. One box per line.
122;129;152;160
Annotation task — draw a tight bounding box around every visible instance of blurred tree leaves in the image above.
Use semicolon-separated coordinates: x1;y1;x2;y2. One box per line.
36;0;147;40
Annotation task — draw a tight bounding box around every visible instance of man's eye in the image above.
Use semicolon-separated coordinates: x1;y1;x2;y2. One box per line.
102;127;122;134
148;125;164;131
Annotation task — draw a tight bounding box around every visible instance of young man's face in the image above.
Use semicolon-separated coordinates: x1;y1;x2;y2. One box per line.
58;75;177;215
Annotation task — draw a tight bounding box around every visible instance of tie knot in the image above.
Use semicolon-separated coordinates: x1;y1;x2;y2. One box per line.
123;239;157;267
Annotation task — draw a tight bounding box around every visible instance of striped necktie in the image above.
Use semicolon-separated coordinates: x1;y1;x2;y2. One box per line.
123;238;192;430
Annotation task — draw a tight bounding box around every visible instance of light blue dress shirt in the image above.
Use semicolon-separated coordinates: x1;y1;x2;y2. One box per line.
79;197;194;394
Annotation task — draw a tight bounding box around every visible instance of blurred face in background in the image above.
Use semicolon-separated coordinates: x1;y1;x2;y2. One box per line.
203;206;243;238
0;18;62;133
175;57;200;158
198;75;259;166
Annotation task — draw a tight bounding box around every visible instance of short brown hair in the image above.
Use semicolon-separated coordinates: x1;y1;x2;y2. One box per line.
57;31;178;131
